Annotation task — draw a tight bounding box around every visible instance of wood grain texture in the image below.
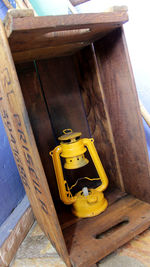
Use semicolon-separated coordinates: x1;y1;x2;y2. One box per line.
6;12;128;62
94;27;150;203
74;45;124;190
16;62;60;205
0;206;34;267
11;42;88;63
11;221;67;267
70;0;90;6
36;56;99;189
0;196;30;247
36;56;90;138
63;195;150;267
4;9;34;37
119;228;150;266
0;21;71;267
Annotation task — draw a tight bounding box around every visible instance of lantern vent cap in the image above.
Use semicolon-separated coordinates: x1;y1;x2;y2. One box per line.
58;129;82;143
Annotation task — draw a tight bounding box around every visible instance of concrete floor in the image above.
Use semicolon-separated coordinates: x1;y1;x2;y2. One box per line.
10;222;150;267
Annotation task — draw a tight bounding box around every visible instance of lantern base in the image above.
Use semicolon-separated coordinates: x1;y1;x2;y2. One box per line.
72;189;108;218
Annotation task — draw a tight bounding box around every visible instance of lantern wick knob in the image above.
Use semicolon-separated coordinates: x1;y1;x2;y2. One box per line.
82;187;89;196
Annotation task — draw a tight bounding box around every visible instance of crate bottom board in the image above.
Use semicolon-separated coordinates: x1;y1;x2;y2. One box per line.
60;192;150;267
57;187;126;230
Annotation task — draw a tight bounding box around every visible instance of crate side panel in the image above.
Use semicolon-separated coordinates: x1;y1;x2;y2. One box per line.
74;45;124;190
16;62;60;205
0;21;71;267
94;27;150;202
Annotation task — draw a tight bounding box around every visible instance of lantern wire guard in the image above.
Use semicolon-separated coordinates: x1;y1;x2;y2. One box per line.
50;129;109;218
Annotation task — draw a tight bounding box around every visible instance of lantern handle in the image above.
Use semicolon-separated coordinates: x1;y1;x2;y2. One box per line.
50;145;76;205
83;138;108;192
63;129;72;134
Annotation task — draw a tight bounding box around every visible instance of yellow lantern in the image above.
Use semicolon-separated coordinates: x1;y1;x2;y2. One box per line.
50;129;108;218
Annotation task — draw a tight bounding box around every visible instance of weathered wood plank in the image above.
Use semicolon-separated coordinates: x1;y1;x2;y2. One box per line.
12;42;88;63
7;12;128;34
16;62;60;205
0;196;30;247
0;205;34;267
63;195;150;267
6;12;128;62
37;56;90;138
74;45;124;190
0;20;71;267
94;27;150;202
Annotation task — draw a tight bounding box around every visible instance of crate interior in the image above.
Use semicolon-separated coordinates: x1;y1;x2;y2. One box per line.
14;34;111;216
14;25;150;235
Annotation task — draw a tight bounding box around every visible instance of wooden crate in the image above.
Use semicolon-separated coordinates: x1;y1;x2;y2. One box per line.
1;10;150;267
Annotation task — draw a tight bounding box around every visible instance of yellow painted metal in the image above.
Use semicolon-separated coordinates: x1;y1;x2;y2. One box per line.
60;139;87;158
50;129;109;216
50;146;76;205
72;189;108;218
58;129;82;143
64;154;89;169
